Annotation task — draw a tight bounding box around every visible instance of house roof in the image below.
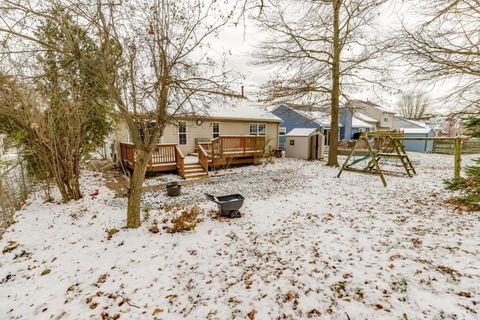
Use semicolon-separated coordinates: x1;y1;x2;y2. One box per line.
403;128;433;134
273;104;343;128
352;117;374;128
355;112;378;123
350;100;395;114
286;128;320;137
397;117;429;128
203;99;281;122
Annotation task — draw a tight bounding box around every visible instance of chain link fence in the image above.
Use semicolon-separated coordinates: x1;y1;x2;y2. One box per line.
0;158;31;236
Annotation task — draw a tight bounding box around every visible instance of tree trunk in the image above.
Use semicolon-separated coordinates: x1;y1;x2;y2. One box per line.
126;149;150;228
327;0;341;167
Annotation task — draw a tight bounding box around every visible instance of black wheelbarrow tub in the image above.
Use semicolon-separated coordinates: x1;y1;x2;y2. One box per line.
205;193;245;217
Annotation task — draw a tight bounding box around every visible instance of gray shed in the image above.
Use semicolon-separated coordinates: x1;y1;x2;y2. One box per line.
402;128;436;152
285;128;324;160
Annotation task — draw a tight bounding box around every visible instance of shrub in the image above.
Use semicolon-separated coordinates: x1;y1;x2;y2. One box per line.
445;158;480;210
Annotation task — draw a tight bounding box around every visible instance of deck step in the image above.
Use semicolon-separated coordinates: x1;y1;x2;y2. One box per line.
184;163;202;168
184;168;205;174
183;162;208;180
184;172;208;179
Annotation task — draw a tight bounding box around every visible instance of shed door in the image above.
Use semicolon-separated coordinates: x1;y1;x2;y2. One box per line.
310;135;319;160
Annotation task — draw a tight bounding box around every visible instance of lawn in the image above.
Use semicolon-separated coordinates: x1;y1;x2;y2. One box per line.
0;153;479;319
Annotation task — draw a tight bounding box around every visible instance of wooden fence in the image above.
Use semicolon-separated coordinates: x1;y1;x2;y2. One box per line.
434;138;480;155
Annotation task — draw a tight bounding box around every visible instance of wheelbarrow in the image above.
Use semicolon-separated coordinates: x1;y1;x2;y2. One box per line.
205;193;245;218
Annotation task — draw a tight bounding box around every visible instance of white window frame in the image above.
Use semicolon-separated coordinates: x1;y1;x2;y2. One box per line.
249;123;267;136
279;127;287;136
178;121;187;145
212;122;220;139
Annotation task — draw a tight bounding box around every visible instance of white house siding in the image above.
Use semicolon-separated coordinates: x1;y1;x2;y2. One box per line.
111;119;279;159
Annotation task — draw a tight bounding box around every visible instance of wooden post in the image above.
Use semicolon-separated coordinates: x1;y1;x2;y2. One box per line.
337;137;360;178
365;138;387;187
454;138;461;180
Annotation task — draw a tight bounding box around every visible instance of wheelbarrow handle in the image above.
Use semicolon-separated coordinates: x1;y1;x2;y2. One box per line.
205;193;218;203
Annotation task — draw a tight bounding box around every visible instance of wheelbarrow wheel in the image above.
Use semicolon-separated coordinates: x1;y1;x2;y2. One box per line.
230;210;241;218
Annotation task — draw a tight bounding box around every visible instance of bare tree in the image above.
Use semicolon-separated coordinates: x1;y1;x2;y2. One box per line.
396;91;431;119
399;0;480;116
0;0;239;228
253;0;388;166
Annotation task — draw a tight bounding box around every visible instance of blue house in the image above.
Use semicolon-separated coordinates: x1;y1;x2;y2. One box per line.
340;106;375;140
394;117;436;152
272;104;332;149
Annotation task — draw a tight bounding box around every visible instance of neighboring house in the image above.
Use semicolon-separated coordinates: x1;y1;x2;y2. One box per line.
340;106;376;140
106;99;282;179
394;116;436;153
347;100;395;130
272;104;339;149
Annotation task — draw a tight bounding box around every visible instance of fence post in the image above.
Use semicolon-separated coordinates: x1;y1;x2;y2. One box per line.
454;138;461;180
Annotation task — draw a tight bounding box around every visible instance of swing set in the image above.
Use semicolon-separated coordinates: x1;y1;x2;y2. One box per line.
337;131;463;187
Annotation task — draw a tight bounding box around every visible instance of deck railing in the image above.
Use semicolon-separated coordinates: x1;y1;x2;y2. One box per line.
198;136;266;160
120;143;185;177
198;144;209;172
174;145;185;178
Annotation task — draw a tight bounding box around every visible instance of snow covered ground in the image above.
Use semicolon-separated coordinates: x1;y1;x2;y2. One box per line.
1;153;479;319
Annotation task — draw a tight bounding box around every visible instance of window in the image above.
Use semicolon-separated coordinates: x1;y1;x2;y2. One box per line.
279;127;287;136
384;117;389;122
178;121;187;145
128;121;161;144
212;122;220;139
249;123;266;136
290;140;295;146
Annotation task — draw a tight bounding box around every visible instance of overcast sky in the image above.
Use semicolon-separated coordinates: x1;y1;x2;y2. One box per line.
209;1;454;114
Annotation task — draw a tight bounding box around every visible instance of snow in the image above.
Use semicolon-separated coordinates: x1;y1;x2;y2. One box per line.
286;128;319;137
351;117;375;128
403;128;433;134
200;99;281;122
355;112;379;124
351;100;395;114
1;153;480;319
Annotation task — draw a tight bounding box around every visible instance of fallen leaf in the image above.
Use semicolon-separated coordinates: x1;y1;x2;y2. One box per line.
152;308;164;315
41;269;51;276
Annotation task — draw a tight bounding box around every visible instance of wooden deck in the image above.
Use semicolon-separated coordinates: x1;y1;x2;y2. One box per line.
198;136;266;168
120;143;185;178
119;136;265;179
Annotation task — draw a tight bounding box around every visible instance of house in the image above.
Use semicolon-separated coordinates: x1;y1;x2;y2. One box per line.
285;128;324;160
272;104;339;149
347;100;395;130
394;116;436;153
339;106;376;140
107;99;282;179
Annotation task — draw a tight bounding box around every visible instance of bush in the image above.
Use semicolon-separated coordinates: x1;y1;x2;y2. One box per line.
445;158;480;210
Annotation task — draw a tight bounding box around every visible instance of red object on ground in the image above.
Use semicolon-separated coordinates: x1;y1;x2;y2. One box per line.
89;189;99;198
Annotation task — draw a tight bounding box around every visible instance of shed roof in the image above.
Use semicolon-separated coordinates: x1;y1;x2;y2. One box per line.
286;128;319;137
